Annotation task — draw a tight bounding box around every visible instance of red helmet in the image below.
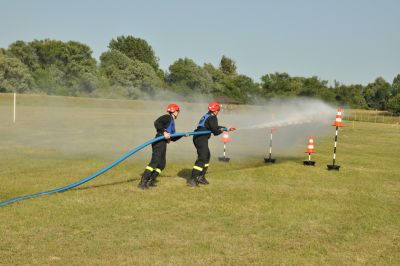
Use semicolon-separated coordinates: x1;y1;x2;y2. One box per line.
167;103;180;113
208;102;220;112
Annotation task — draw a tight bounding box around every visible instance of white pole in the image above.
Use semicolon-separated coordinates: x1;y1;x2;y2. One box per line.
223;143;226;158
13;92;16;123
269;130;273;156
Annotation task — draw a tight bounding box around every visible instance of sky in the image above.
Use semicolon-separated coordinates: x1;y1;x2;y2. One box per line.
1;0;399;85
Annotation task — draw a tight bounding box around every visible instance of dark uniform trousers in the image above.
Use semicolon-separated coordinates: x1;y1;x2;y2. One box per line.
192;135;210;178
143;139;167;180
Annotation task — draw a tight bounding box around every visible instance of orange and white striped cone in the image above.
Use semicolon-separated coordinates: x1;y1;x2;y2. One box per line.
332;106;343;127
303;136;316;166
218;131;231;162
328;106;342;170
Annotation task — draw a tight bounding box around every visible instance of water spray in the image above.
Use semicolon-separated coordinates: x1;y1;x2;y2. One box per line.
327;107;343;171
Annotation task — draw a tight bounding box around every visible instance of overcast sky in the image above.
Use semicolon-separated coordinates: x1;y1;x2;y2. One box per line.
1;0;399;85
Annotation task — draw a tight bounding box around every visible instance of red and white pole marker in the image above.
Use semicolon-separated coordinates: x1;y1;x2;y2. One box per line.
327;106;343;170
264;128;276;163
303;136;316;166
218;131;231;162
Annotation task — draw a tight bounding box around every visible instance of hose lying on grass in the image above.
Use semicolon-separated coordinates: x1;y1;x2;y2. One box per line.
0;131;211;207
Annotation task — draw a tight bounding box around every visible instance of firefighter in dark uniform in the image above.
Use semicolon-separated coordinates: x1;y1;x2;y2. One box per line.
138;103;183;189
187;102;235;187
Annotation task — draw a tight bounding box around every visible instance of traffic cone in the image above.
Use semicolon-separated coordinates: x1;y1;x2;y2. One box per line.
303;136;316;166
222;131;230;143
332;106;343;127
327;106;342;170
218;131;231;162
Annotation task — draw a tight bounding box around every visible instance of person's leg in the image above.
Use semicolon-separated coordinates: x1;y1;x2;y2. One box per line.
138;140;164;189
188;137;208;187
148;142;167;187
198;147;211;185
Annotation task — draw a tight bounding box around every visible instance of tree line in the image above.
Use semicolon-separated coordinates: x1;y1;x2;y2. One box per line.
1;35;399;113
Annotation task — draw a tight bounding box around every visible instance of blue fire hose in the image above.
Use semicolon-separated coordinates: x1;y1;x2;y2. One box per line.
0;130;212;207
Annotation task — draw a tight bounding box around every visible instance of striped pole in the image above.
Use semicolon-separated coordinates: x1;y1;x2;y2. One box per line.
223;143;226;159
264;129;276;163
327;107;342;170
332;126;339;166
269;129;273;159
327;126;341;170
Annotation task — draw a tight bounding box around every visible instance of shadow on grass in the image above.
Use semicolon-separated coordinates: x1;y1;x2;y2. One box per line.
77;157;306;191
75;177;139;191
177;168;191;181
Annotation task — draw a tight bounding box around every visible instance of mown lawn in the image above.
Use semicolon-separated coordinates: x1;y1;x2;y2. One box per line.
1;94;399;265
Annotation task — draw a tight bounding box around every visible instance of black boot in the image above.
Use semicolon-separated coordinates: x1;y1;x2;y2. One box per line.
197;175;209;185
187;177;198;187
147;172;159;187
138;171;152;190
188;167;202;187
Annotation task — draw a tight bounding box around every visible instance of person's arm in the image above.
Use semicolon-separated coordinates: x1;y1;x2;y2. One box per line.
171;135;183;142
208;116;225;136
154;114;171;135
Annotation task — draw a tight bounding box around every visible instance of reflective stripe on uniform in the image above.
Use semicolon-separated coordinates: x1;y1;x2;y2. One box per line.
155;168;162;173
204;164;209;167
146;166;154;171
193;166;203;171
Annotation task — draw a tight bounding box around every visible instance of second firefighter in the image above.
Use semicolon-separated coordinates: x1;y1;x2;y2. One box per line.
188;102;235;187
138;103;184;189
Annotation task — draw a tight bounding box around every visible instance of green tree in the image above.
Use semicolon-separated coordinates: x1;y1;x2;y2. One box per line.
364;77;391;110
334;83;367;108
108;35;159;71
100;50;162;96
300;76;335;102
203;63;225;94
392;74;400;96
219;55;237;76
27;39;98;94
167;58;213;94
221;74;259;103
203;63;225;83
8;40;40;71
387;93;400;113
0;53;34;93
260;72;299;97
31;68;59;95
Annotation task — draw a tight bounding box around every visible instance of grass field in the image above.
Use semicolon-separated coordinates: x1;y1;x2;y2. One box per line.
343;109;400;125
1;94;399;265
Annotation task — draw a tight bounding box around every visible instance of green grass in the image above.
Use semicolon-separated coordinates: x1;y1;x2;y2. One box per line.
344;108;400;125
1;94;399;265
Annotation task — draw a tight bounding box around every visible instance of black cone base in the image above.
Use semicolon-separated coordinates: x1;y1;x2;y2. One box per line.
264;158;276;163
303;161;316;166
327;164;340;170
218;157;230;162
